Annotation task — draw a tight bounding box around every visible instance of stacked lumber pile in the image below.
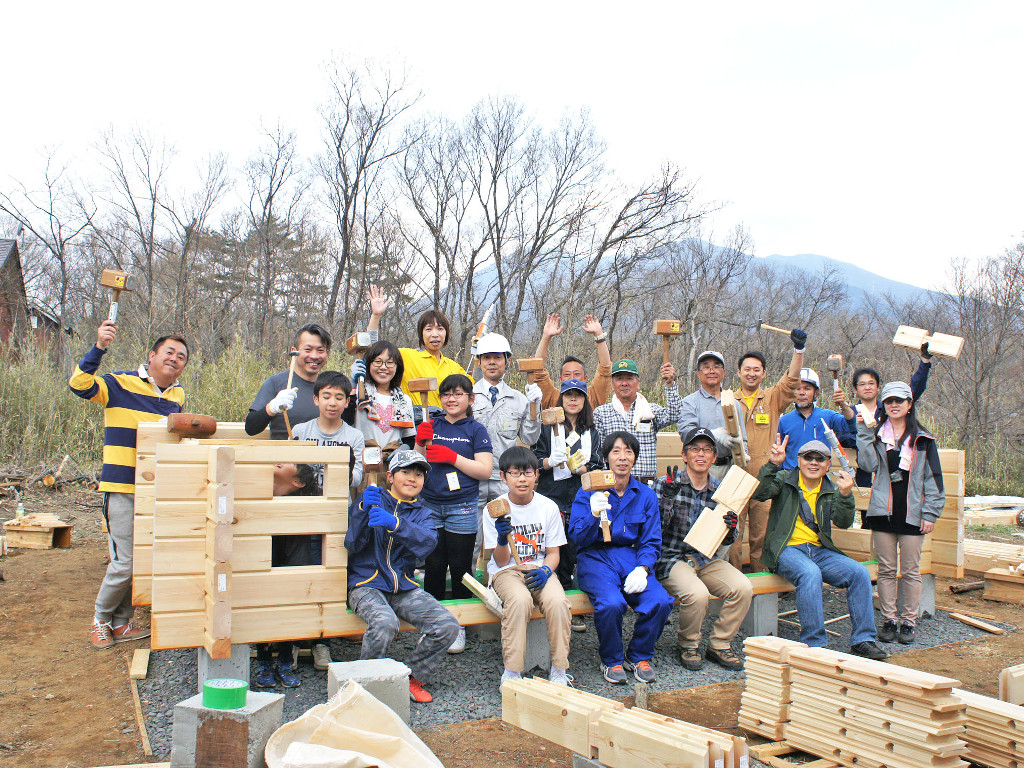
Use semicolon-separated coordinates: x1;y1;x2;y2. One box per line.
964;496;1024;527
953;688;1024;768
502;676;747;767
933;449;967;578
966;541;1024;575
2;512;73;549
984;568;1024;606
999;663;1024;705
738;636;807;739
786;647;967;768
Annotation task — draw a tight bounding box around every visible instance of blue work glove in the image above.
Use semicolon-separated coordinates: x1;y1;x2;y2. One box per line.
523;565;553;592
367;506;399;530
494;516;512;546
362;485;382;508
350;359;367;383
790;328;807;351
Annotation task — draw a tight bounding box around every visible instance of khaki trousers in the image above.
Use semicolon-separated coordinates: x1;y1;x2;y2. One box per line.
661;558;752;651
491;566;572;672
872;531;924;625
729;497;772;573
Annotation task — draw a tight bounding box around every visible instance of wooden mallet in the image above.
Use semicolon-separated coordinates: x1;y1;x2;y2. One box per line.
540;406;566;466
653;319;681;365
487;497;521;565
758;319;792;337
363;441;383;487
346;332;373;402
581;469;615;542
516;358;545;419
408;377;438;438
167;413;217;438
282;350;299;439
826;354;843;395
100;269;132;323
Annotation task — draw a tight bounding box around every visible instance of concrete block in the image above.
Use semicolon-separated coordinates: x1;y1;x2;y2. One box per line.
523;617;552;673
468;623;501;641
328;658;411;723
197;644;251;694
742;591;778;637
170;690;283;768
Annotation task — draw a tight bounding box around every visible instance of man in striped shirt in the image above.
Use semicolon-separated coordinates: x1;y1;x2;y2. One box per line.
70;320;188;650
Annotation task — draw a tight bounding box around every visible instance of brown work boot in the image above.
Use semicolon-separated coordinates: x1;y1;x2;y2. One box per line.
90;620;114;650
706;646;744;671
111;620;150;644
680;647;703;671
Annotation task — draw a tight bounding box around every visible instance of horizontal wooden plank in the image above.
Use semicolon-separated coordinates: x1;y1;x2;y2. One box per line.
231;498;348;536
156;441;347;465
136;423;182;454
155;462;273;501
233;567;347;608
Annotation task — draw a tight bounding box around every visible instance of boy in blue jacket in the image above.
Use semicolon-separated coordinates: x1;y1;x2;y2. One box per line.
345;449;461;703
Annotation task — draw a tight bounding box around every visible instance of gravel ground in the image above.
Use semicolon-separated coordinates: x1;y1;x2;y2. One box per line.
139;587;998;759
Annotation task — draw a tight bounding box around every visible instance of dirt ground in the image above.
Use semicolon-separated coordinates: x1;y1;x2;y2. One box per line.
2;488;1023;768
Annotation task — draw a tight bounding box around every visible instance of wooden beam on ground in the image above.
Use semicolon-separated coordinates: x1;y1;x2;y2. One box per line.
129;648;150;680
129;679;154;756
947;611;1005;634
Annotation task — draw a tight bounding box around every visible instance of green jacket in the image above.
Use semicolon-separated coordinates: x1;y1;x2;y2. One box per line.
752;462;856;572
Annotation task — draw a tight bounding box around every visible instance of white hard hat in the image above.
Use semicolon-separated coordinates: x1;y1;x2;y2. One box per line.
476;332;512;356
799;367;820;389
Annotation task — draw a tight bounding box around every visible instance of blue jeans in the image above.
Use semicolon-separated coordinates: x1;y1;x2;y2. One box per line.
422;499;479;535
776;543;876;647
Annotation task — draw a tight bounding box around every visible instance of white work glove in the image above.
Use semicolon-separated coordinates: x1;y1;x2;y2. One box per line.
590;490;611;518
525;383;542;405
623;566;649;594
350;359;367;383
549;444;568;467
267;387;298;415
711;426;739;450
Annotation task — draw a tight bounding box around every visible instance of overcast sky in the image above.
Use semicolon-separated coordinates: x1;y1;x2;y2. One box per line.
3;1;1021;291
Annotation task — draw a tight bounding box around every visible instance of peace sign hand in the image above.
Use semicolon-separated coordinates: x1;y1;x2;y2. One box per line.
769;434;789;466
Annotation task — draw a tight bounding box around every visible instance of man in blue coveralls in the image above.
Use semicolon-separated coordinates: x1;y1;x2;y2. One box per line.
776;368;856;469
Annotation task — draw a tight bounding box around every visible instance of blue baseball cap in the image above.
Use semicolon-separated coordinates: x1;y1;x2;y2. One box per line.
560;378;588;395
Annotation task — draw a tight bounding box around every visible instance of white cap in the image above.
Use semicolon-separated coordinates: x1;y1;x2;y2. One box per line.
476;332;512;356
799;367;820;389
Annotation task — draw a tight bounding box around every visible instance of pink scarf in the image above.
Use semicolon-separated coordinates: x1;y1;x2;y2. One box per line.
878;421;913;470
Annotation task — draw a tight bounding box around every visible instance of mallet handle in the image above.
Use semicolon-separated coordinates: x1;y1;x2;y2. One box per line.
662;335;670;366
528;373;537;420
420;393;431;445
600;515;612;543
282;354;297;439
503;522;522;565
107;289;122;323
759;322;791;336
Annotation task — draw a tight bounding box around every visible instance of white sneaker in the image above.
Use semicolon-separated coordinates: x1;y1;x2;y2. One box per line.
447;626;466;654
500;668;522;687
548;667;573;686
312;643;332;671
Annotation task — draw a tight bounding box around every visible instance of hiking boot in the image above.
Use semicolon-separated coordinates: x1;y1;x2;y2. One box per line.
680;647;704;671
253;662;276;688
850;640;889;661
90;620;114;650
276;662;301;688
570;615;587;633
447;626;466;654
312;643;332;670
111;620;150;644
548;667;573;687
600;663;628;684
706;646;744;671
500;669;522;688
877;620;898;643
409;677;433;703
624;659;657;683
898;623;916;644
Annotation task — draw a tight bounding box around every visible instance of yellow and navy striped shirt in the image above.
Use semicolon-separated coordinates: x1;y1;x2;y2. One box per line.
69;345;184;493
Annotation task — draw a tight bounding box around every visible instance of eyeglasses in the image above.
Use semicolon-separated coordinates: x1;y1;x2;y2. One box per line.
800;454;830;463
504;469;537;478
371;359;397;369
440;391;469;400
883;397;908;405
686;446;717;455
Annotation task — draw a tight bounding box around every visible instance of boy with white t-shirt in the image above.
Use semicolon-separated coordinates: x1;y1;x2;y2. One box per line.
482;446;573;687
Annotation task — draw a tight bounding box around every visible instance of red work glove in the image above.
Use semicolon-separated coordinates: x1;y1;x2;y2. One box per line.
416;422;434;445
426;444;458;465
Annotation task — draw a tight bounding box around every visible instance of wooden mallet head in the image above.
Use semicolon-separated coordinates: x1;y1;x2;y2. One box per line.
486;497;521;564
826;354;843;393
581;470;615;491
346;332;372;354
653;319;681;365
101;269;132;323
516;358;545;419
540;407;565;425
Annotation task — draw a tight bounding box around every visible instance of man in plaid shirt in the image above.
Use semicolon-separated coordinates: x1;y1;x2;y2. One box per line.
594;359;682;483
654;427;752;671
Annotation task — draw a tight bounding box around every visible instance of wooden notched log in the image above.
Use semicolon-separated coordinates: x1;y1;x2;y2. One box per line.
893;325;965;359
684;466;760;558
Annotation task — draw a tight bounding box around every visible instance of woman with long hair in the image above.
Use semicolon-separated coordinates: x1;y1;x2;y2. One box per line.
856;381;944;645
348;339;417;452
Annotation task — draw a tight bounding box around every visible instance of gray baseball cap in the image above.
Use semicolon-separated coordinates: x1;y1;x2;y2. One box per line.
879;381;913;402
389;449;431;473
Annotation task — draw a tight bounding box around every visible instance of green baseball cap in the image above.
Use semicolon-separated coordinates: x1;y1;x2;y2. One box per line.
612;359;640;376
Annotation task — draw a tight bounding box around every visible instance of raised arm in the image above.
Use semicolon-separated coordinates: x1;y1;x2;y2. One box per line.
365;284;393;332
532;312;563;361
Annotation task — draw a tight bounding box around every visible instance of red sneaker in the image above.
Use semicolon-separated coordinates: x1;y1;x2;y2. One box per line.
409;677;433;703
111;620;151;644
90;620;114;650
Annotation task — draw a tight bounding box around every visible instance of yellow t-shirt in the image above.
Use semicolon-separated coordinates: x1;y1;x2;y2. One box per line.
787;475;822;547
399;348;471;407
742;392;758;412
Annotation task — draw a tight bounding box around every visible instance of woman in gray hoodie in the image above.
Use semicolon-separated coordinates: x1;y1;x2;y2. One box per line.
856;381;944;645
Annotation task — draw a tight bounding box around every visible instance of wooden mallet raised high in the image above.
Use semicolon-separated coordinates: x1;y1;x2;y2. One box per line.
408;377;438;441
653;319;681;365
100;269;132;323
826;354;843;395
758;319;792;337
346;332;373;402
581;469;615;542
516;358;545;419
487;497;521;565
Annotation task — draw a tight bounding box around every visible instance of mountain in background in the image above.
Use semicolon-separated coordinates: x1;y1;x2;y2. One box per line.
757;252;940;303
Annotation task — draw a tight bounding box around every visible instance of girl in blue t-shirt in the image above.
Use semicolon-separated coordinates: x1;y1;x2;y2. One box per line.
415;374;493;611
